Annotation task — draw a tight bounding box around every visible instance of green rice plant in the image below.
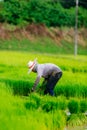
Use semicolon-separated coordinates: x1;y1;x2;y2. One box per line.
0;51;87;98
29;93;42;107
23;94;67;112
78;114;87;125
41;98;57;112
24;93;41;110
67;114;83;127
0;82;66;130
0;83;27;118
2;79;32;96
0;110;49;130
0;51;87;73
68;99;80;114
56;96;68;110
24;100;37;110
52;110;66;130
41;95;67;112
80;99;87;113
11;80;31;96
55;71;87;98
67;113;87;127
0;76;86;130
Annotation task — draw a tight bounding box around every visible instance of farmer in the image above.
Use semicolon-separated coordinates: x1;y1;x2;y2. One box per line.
27;59;62;96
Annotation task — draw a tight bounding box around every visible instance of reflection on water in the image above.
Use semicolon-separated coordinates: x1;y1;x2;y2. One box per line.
65;125;87;130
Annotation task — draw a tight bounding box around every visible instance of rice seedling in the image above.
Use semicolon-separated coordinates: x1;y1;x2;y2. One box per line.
67;114;83;127
0;51;87;130
68;99;80;114
0;51;87;98
80;99;87;113
0;82;66;130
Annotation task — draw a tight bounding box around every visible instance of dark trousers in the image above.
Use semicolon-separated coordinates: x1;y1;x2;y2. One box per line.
43;72;62;96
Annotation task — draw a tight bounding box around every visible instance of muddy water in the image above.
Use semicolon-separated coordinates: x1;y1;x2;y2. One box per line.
65;125;87;130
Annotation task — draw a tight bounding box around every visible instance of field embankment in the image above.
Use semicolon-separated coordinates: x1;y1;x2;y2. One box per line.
0;23;87;55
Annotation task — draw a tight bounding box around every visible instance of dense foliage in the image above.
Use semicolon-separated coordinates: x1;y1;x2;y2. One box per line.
0;0;87;27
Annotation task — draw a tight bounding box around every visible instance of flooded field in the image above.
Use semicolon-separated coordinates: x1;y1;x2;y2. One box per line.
65;125;87;130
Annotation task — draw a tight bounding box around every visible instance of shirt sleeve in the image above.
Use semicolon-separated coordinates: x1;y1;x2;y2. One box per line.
32;65;43;90
32;75;41;90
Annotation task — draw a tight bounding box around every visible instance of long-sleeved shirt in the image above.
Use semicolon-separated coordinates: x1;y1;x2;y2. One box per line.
33;63;62;90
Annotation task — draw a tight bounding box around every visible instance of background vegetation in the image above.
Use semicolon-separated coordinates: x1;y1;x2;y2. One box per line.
0;0;87;27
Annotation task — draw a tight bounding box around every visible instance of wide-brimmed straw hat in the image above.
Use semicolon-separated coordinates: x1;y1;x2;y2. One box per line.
27;58;37;74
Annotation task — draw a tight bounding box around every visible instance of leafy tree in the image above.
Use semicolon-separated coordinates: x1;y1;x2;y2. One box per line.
0;1;5;22
0;0;87;27
3;0;29;24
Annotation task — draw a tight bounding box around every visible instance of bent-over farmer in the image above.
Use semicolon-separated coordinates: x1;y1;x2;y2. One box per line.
27;59;62;96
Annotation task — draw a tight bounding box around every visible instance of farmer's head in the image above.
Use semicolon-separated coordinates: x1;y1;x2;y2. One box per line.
27;58;37;74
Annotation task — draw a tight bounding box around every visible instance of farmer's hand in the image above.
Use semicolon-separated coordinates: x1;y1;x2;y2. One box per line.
31;87;35;92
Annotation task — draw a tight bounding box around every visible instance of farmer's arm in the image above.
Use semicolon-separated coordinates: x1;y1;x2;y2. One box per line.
32;75;41;91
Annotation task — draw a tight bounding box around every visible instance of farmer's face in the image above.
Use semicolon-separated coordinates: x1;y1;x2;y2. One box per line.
32;68;35;72
32;67;37;72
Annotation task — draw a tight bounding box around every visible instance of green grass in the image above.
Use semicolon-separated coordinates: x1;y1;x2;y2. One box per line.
0;37;87;55
0;38;62;53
